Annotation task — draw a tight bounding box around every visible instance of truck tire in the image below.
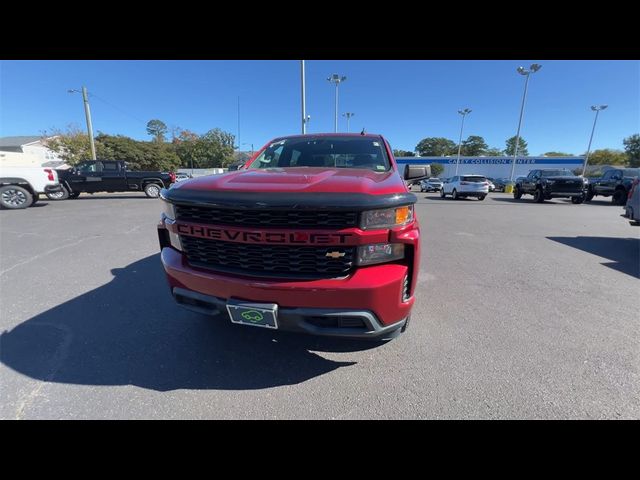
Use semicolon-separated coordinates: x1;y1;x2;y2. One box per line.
585;188;594;202
452;189;458;200
513;186;522;199
612;189;627;206
0;185;33;209
46;185;70;200
144;183;162;198
478;195;486;201
571;195;584;204
533;187;544;203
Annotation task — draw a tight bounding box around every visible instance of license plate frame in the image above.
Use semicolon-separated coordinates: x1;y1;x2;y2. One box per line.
226;299;278;330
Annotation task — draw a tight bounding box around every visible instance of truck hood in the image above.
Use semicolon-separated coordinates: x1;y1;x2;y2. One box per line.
172;167;407;195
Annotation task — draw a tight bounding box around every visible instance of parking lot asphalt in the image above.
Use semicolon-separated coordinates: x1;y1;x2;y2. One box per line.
1;191;638;419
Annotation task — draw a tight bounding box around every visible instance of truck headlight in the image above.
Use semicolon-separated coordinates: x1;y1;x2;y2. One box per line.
356;243;404;266
161;199;176;221
361;205;414;230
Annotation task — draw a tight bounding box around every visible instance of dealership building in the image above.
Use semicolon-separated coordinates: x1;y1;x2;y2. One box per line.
395;156;585;179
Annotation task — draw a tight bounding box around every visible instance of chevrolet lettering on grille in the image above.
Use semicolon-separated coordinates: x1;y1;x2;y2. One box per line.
175;223;352;245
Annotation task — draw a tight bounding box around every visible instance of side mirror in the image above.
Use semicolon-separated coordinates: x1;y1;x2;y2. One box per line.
404;164;432;181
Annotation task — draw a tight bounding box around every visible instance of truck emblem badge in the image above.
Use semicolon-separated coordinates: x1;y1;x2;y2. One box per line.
325;251;346;259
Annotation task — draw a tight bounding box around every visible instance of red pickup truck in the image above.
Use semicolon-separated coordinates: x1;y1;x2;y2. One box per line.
158;134;427;340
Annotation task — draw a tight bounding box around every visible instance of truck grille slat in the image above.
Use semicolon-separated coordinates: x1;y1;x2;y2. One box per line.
180;236;355;279
175;205;358;229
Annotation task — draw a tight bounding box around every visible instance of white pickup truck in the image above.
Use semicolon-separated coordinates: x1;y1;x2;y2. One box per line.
0;166;62;209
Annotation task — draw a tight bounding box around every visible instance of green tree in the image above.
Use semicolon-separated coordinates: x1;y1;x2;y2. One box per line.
415;137;457;156
505;136;529;156
623;134;640;167
461;135;488;156
146;119;168;143
543;151;574;156
173;129;235;169
95;134;180;171
485;147;503;156
584;149;627;166
430;163;444;177
393;149;415;157
44;125;93;165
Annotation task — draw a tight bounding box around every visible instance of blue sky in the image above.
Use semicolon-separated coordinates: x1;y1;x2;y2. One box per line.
1;60;638;155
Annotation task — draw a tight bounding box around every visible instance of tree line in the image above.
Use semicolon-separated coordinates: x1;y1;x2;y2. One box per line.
45;119;237;171
393;133;640;168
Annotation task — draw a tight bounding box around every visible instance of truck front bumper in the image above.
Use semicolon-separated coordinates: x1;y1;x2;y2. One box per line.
160;246;414;339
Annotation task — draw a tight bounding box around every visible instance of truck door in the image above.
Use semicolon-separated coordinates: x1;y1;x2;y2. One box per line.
599;169;619;196
523;170;538;193
99;161;127;191
67;161;104;192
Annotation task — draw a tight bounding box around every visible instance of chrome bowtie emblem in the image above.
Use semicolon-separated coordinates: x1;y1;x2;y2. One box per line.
325;251;346;259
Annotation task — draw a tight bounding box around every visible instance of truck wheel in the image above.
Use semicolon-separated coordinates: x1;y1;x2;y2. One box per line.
585;189;594;202
440;188;446;198
612;189;627;206
534;188;544;203
571;195;584;204
46;186;70;200
144;183;161;198
0;185;33;209
513;186;522;199
452;189;458;200
31;193;39;206
478;195;486;201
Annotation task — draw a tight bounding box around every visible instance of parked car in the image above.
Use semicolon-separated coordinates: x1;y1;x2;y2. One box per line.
158;133;425;341
0;166;61;209
513;169;586;203
623;177;640;225
489;178;509;192
486;179;496;192
420;177;443;192
48;160;175;200
440;175;489;200
586;168;640;205
175;173;192;182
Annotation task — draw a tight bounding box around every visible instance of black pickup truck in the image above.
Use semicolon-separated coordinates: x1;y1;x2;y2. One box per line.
47;160;175;200
513;168;587;203
585;167;640;205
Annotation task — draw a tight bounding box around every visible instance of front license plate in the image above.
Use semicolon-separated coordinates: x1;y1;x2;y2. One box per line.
226;299;278;329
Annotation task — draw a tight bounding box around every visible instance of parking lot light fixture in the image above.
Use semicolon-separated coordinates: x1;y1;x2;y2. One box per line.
455;108;472;175
508;63;542;181
582;105;608;177
343;112;355;132
327;74;347;133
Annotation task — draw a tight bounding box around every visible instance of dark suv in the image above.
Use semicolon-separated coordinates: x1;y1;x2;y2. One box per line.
513;169;587;203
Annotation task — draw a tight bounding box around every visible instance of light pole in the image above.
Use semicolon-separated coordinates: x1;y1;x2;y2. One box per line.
508;63;542;181
301;60;308;134
327;74;347;133
343;112;355;132
455;108;471;175
582;105;608;176
242;142;254;156
68;86;96;160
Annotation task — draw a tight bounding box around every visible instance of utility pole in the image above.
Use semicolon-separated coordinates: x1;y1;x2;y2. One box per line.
69;86;96;160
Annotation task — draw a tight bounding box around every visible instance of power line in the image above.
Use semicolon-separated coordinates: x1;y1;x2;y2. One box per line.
88;92;148;126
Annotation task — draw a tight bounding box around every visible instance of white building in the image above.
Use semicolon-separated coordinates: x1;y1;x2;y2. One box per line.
0;136;64;167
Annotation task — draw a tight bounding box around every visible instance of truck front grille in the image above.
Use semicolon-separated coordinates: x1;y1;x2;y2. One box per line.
175;205;358;229
180;236;356;279
550;180;583;192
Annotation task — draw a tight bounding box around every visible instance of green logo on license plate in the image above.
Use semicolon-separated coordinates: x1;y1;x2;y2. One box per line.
241;310;264;323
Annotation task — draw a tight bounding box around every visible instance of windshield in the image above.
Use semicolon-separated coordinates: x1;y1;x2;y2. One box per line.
540;169;573;177
248;136;391;172
622;168;640;177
